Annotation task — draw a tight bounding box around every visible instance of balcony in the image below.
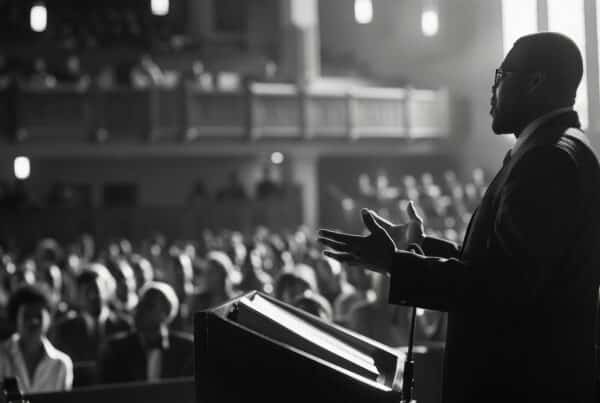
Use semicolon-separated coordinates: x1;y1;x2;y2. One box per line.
1;81;451;146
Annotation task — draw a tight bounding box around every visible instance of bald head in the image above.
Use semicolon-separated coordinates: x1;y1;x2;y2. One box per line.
491;32;583;135
503;32;583;105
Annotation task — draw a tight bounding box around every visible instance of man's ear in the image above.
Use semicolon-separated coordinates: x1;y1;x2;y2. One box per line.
527;72;546;94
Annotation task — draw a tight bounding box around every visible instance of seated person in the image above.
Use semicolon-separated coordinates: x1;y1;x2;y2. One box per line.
273;271;314;305
216;172;248;202
27;58;57;89
0;285;73;393
98;282;193;384
190;251;236;311
51;265;131;363
56;55;90;89
333;264;373;326
292;291;332;321
346;274;410;347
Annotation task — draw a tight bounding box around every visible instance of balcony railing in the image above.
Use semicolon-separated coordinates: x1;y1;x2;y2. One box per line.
0;82;450;143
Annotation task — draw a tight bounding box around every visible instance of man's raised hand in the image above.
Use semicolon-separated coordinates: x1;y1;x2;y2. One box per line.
369;200;425;250
318;208;397;275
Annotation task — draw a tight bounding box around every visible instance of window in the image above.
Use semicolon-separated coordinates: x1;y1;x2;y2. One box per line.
502;0;589;128
501;0;537;56
548;0;588;127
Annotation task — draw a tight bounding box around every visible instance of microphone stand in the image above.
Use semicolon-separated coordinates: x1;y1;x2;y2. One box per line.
401;306;417;403
401;243;423;403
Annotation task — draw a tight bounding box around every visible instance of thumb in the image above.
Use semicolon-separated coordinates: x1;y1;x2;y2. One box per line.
369;209;392;229
361;209;385;235
407;200;421;222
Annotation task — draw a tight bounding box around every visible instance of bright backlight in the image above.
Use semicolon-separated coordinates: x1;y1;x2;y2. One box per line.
14;156;31;180
30;4;47;33
270;152;284;165
354;0;373;24
151;0;169;16
421;9;439;37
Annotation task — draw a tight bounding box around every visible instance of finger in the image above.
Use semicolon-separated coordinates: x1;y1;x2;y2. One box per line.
369;210;393;229
318;229;363;244
317;237;353;253
407;200;422;222
361;209;385;235
323;250;359;264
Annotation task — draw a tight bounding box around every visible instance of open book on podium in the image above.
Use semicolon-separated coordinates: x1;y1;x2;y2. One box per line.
194;291;404;403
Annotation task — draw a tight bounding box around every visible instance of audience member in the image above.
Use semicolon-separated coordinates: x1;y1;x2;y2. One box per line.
52;265;131;363
236;244;273;294
255;166;283;200
292;290;333;321
129;254;154;292
274;271;313;305
347;274;410;347
190;251;235;312
0;284;73;393
216;171;248;202
28;58;57;89
98;281;193;384
333;264;373;326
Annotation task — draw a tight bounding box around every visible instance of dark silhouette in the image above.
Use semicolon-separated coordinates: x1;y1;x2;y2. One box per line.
319;32;600;403
51;265;131;363
98;282;193;384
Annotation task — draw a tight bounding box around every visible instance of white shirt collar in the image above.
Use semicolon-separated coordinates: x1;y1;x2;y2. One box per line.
512;107;573;154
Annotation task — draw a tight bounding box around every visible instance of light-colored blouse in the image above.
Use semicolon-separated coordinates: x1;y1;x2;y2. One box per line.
0;334;73;394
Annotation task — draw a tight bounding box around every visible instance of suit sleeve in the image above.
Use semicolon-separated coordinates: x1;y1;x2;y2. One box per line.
388;147;579;312
421;235;460;258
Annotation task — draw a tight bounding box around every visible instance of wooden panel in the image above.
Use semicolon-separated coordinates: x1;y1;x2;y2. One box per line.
305;93;348;138
407;89;450;138
2;83;451;145
97;88;152;141
15;86;90;142
250;83;301;138
352;98;407;138
184;85;246;139
154;87;183;141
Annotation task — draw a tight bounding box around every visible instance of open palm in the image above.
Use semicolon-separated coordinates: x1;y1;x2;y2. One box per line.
370;201;425;250
318;209;397;275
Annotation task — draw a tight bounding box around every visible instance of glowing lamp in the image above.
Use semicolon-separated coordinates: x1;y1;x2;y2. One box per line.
270;152;284;165
151;0;169;16
354;0;373;24
30;4;47;32
421;8;439;37
14;156;31;180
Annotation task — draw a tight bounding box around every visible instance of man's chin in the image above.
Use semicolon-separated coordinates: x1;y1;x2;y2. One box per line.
491;116;514;135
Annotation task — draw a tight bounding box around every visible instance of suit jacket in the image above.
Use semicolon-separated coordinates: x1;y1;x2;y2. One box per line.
98;330;194;384
389;111;600;403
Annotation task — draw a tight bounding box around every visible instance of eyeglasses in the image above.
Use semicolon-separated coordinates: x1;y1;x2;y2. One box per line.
493;68;537;89
493;68;512;89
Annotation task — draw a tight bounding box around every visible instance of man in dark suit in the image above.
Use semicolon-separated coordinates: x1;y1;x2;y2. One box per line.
319;32;600;403
98;281;194;384
52;265;131;363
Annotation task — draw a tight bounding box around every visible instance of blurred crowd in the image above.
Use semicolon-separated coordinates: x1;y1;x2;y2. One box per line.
0;224;447;394
0;52;277;93
0;166;292;210
332;167;487;243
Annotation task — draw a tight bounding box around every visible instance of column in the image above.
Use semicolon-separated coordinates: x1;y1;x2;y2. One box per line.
279;0;321;85
290;153;319;230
